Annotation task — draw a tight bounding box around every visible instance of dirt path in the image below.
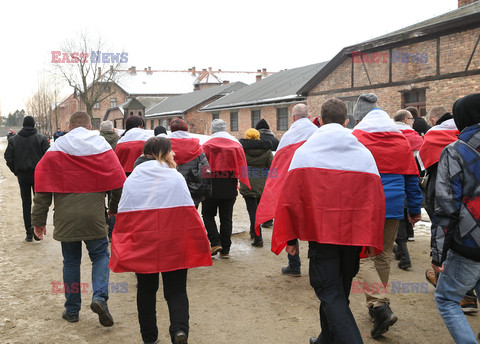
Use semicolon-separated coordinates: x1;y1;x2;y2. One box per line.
0;137;468;344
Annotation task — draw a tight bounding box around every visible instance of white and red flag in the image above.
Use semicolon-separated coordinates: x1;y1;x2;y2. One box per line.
418;118;459;169
353;109;419;175
109;160;212;273
202;131;250;188
35;127;126;193
395;123;424;151
271;123;385;255
115;128;152;173
254;118;317;234
169;130;203;165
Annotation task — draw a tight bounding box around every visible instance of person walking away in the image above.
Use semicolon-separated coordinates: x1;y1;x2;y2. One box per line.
239;128;273;247
32;111;126;326
109;137;212;344
272;98;385;343
4;116;49;241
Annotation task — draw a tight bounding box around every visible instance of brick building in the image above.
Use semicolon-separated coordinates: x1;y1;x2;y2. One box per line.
199;63;327;139
300;1;480;120
145;82;246;133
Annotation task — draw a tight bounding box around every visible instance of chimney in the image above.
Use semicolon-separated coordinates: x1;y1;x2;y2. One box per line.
208;67;212;72
458;0;478;6
109;65;114;73
262;68;267;77
129;66;136;75
147;66;152;75
256;74;262;82
191;66;196;76
97;67;102;76
223;80;230;84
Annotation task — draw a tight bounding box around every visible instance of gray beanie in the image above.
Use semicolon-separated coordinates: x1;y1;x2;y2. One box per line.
211;119;227;134
353;93;378;121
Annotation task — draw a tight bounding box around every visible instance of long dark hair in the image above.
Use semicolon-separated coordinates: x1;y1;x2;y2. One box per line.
121;115;145;137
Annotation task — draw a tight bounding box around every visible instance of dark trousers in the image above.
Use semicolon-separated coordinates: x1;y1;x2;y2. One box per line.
136;269;189;343
243;196;261;238
17;171;35;233
308;242;363;344
395;208;412;244
201;197;236;253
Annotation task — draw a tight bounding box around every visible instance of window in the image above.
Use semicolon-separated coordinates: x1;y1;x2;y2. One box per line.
230;112;238;131
276;108;288;131
92;118;100;130
251;110;261;128
339;96;360;129
150;120;155;129
403;89;427;117
94;102;100;109
110;97;117;108
212;113;220;121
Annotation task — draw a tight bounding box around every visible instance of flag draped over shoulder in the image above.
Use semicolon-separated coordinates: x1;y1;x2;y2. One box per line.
109;160;212;273
395;123;424;151
115;128;152;173
271;124;385;255
35;127;126;193
419;119;459;169
169;131;203;165
202;131;250;188
353;109;419;175
254;118;317;235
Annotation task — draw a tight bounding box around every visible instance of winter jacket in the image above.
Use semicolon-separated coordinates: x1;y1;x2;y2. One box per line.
177;152;211;203
4;127;49;175
239;139;273;198
32;192;108;242
413;117;431;137
431;123;480;265
255;119;279;151
100;130;120;149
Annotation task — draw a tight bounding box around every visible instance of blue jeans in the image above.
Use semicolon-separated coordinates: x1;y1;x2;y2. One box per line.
435;250;480;343
61;237;110;314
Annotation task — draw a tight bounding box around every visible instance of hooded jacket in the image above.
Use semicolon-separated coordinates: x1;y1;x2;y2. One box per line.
4;126;49;175
239;139;273;198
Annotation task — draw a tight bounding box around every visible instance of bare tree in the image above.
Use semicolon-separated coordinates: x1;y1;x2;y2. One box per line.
52;31;126;119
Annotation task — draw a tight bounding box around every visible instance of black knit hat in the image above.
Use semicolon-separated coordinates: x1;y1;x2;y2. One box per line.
255;119;270;130
23;116;35;127
452;93;480;131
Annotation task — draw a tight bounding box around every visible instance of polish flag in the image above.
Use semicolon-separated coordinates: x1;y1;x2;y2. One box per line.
419;119;459;169
254;118;317;235
353;109;419;175
271;124;385;255
35;127;126;193
115;128;152;173
109;160;212;274
169;131;203;165
396;123;424;151
202;131;250;188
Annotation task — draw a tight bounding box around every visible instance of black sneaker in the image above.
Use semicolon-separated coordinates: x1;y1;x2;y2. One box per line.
281;266;301;277
251;238;263;247
90;299;114;327
173;331;188;344
25;234;33;242
62;310;79;323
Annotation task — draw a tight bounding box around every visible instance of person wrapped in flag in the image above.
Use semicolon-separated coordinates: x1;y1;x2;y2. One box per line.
32;111;126;327
254;103;317;275
272;99;385;344
109;137;212;344
201;119;250;259
352;96;423;339
115;115;152;175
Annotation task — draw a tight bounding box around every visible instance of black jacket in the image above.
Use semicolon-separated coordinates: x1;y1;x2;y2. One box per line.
177;152;212;203
413;117;431;137
255;119;279;151
4;127;49;175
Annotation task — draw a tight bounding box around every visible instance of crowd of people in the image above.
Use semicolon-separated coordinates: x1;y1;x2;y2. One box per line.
4;91;480;344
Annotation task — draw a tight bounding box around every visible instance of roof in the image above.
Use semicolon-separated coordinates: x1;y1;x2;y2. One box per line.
200;62;328;111
299;2;480;94
123;97;145;109
145;82;247;117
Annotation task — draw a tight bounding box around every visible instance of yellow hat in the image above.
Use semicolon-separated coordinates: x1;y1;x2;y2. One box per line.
245;128;260;140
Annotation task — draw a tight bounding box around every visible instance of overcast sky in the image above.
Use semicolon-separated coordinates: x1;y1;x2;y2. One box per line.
0;0;459;116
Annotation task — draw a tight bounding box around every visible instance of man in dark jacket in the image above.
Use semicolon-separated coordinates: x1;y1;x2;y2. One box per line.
53;128;64;141
4;116;49;241
255;119;279;151
431;93;480;343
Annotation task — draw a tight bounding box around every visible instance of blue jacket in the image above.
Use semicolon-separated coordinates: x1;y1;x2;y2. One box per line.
381;173;422;219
